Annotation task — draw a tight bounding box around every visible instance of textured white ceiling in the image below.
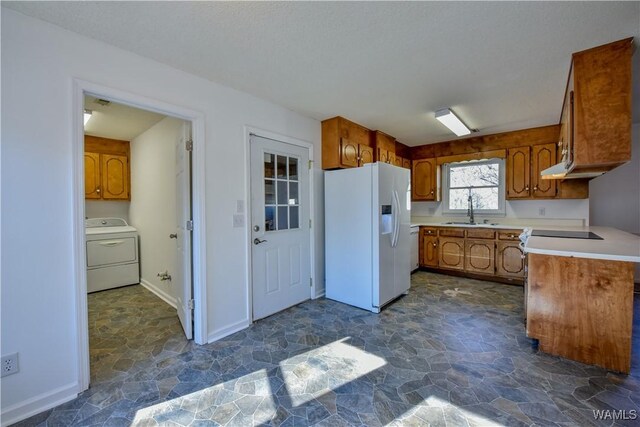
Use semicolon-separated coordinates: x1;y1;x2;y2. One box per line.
6;1;640;145
84;95;165;141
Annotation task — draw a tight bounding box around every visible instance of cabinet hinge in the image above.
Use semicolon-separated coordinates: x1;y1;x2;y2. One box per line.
188;299;195;310
186;220;194;231
310;278;313;288
185;140;193;151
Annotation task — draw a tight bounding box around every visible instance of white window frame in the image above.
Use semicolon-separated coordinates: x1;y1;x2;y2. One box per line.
442;158;506;216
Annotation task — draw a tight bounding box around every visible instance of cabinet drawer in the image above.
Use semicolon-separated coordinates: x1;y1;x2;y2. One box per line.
498;230;522;241
421;227;438;237
466;229;496;240
87;237;138;267
438;228;465;238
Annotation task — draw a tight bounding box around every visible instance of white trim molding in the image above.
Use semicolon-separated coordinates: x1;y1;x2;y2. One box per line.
0;382;79;427
139;279;177;308
71;79;208;399
207;319;251;343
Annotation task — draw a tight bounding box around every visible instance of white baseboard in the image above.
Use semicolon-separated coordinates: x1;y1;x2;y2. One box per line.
1;382;79;427
140;278;177;308
207;318;250;343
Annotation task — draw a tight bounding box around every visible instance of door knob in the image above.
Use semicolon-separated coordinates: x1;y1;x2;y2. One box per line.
254;238;267;245
169;233;178;239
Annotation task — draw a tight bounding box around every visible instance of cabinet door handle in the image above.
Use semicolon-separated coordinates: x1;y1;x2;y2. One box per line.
96;187;101;194
525;186;530;191
533;186;538;192
430;189;435;195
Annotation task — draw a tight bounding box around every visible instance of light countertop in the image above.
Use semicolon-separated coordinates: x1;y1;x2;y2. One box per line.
523;226;640;263
410;222;524;230
409;221;640;263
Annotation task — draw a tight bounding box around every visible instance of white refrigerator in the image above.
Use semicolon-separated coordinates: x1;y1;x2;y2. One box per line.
325;162;411;313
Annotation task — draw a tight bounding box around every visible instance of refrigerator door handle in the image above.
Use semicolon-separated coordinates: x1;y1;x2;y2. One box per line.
391;190;401;248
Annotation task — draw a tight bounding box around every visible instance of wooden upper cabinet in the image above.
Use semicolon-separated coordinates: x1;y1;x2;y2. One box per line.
412;158;437;201
569;38;633;172
84;152;101;199
101;154;130;200
531;143;557;197
358;144;374;166
465;240;495;274
322;116;372;169
438;237;465;270
85;135;131;201
393;155;403;167
340;139;359;168
372;131;396;164
506;146;530;199
402;158;411;169
496;241;525;278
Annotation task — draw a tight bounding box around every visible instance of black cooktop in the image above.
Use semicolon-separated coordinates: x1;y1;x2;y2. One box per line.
531;230;603;240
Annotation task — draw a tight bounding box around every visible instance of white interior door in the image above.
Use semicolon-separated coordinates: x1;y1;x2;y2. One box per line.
250;135;311;320
175;122;193;339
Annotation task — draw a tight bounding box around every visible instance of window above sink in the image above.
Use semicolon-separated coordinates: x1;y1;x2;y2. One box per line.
442;158;506;216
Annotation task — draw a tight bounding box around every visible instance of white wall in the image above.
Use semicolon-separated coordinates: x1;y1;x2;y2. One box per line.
0;9;323;424
589;124;640;279
129;117;184;306
85;200;130;222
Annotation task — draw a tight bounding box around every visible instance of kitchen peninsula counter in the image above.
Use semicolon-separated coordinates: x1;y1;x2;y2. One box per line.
523;226;638;373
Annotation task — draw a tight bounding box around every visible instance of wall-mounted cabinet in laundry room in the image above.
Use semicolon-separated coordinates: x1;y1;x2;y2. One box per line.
84;135;131;200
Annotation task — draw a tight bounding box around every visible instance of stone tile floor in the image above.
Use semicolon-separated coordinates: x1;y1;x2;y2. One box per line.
13;272;640;426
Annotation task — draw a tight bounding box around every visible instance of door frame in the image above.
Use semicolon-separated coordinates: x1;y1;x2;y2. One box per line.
72;79;208;392
244;126;317;323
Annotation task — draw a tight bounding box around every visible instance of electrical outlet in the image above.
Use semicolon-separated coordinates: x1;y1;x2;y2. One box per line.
1;353;19;377
539;207;546;216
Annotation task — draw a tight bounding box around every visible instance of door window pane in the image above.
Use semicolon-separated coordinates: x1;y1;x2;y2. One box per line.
289;182;298;205
290;206;299;229
265;180;275;204
277;180;288;204
265;206;276;231
263;152;301;232
277;206;288;230
277;155;287;179
264;153;275;178
289;158;298;181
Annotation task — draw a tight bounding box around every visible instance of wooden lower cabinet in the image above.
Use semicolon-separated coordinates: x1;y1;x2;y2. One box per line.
420;233;438;268
419;226;525;282
496;242;525;278
438;237;465;270
464;240;495;274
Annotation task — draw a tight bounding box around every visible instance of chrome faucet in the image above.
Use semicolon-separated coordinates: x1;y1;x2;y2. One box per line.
467;194;475;224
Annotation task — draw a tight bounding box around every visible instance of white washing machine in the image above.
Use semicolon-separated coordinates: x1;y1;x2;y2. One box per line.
85;217;140;293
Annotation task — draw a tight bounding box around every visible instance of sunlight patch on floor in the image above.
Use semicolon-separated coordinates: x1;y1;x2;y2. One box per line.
278;337;387;407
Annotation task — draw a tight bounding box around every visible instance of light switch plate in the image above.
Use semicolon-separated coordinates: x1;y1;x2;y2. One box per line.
233;214;244;228
539;207;546;216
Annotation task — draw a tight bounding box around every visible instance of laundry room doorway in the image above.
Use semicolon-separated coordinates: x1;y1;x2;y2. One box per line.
73;80;207;392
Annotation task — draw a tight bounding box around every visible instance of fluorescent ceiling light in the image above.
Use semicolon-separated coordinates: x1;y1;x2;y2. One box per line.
435;108;471;137
83;109;92;126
